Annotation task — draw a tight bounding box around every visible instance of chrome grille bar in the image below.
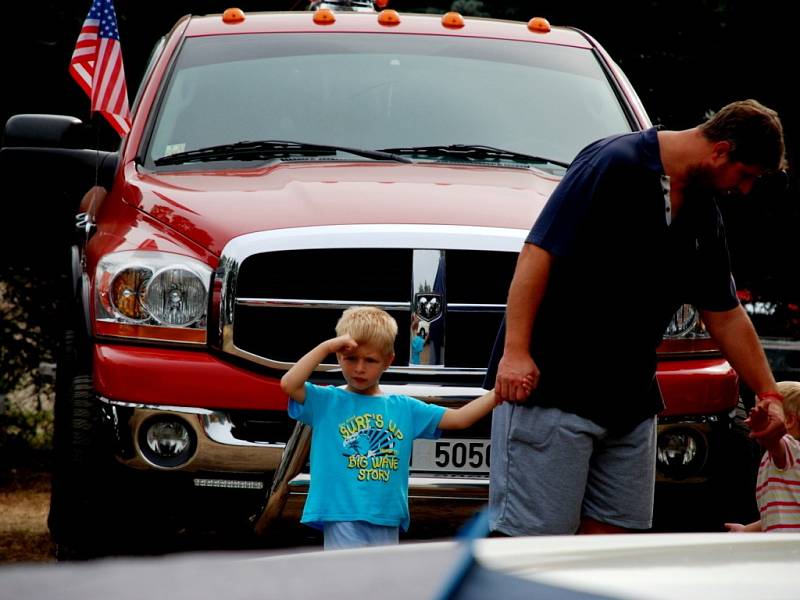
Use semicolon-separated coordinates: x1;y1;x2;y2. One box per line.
236;298;411;311
446;303;506;313
235;299;504;312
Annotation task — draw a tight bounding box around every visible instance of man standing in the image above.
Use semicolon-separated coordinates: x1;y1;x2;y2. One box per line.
487;99;788;536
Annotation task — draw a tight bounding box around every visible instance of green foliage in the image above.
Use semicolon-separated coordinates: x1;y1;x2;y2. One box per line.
1;267;62;395
1;267;60;467
0;380;54;469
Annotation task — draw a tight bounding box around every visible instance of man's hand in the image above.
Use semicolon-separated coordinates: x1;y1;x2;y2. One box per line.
747;396;786;444
495;351;539;403
328;334;358;355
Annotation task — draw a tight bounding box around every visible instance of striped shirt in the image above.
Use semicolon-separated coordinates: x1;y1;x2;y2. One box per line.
756;435;800;532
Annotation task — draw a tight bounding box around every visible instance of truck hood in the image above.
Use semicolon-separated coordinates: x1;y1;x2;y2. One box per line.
127;161;559;256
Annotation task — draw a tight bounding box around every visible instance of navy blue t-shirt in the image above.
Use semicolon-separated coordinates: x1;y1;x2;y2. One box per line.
485;128;739;431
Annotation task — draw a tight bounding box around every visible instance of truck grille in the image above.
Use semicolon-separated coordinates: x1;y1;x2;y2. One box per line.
215;226;524;375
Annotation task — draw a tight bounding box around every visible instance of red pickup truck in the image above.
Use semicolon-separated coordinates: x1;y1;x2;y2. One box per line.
0;8;756;558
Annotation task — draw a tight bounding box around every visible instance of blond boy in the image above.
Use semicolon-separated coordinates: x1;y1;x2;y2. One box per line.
281;306;521;550
725;381;800;532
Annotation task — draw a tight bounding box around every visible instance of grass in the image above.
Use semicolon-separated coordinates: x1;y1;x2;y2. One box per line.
0;467;54;562
0;376;56;563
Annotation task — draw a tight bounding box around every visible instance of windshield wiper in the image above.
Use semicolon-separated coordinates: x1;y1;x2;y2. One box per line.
377;144;570;168
154;140;413;166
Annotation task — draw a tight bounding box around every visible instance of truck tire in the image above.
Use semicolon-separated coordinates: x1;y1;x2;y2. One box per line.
713;409;761;527
48;329;112;560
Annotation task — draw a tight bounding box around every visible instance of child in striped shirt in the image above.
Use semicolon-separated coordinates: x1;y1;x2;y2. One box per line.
725;380;800;532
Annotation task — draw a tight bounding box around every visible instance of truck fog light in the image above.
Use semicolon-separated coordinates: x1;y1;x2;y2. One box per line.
656;428;707;480
139;417;196;468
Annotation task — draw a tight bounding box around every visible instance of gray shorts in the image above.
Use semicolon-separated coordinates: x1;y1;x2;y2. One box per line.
489;403;656;535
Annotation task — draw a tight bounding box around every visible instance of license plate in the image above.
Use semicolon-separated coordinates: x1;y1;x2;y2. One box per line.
411;439;490;474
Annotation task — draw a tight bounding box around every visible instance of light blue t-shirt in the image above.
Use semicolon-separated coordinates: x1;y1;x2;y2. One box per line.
289;383;447;531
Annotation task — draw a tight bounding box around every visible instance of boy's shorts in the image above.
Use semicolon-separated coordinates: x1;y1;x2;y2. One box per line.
323;521;399;550
489;403;656;535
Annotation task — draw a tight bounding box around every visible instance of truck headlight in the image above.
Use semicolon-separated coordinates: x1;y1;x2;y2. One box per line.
659;304;718;355
663;304;702;338
96;251;211;344
143;266;207;326
110;266;151;321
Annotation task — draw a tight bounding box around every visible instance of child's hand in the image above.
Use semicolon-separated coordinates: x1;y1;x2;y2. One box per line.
495;375;535;405
328;334;358;355
746;402;786;445
724;522;745;532
745;404;769;434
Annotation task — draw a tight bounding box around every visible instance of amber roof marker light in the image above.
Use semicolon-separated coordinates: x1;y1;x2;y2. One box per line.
222;8;245;24
378;9;401;26
528;17;551;33
441;12;464;29
313;8;336;25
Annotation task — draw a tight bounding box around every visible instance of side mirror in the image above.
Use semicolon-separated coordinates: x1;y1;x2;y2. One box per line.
2;114;88;149
0;113;119;190
0;114;119;250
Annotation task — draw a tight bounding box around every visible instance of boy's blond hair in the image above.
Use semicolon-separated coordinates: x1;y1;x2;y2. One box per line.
335;306;397;356
776;381;800;418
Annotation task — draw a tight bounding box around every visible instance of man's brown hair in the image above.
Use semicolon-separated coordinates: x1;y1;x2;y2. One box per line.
700;99;786;171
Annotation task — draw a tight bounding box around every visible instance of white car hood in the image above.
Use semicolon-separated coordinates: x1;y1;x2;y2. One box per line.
475;533;800;600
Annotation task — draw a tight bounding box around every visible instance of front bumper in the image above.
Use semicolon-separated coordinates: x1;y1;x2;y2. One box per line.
93;342;292;486
92;341;743;531
101;397;284;475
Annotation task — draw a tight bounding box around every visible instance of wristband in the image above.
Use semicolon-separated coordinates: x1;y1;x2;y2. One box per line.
757;391;784;406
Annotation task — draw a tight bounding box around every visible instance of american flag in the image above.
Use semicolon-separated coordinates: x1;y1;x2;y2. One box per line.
69;0;131;136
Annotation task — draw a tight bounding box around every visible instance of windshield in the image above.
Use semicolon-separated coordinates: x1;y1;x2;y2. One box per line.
144;32;633;171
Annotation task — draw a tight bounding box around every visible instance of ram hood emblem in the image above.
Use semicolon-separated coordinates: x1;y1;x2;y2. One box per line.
415;293;443;322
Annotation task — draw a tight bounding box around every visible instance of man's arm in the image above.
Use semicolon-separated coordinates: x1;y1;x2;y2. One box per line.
701;305;786;441
280;334;357;404
496;243;553;403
